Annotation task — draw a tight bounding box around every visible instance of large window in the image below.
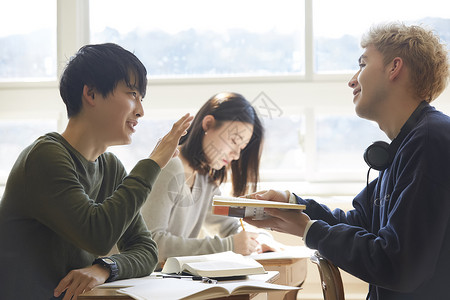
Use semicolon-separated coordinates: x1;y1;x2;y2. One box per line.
1;0;450;197
90;0;305;77
0;0;57;81
89;0;450;185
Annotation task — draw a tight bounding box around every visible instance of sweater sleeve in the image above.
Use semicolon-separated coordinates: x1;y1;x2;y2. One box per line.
24;141;160;278
141;160;234;262
111;214;158;279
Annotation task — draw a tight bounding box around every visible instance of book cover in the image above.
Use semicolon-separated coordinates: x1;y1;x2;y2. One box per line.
212;205;269;220
161;251;266;278
212;196;306;220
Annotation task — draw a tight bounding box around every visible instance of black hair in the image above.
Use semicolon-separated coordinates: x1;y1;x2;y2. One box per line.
59;43;147;118
180;92;264;196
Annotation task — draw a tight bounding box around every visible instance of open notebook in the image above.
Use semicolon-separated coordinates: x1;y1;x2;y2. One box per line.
117;277;300;300
161;251;266;278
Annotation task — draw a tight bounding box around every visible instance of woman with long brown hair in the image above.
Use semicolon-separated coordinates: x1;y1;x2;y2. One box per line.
141;92;270;263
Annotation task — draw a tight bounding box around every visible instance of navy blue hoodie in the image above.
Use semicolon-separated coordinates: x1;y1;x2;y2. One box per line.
299;104;450;299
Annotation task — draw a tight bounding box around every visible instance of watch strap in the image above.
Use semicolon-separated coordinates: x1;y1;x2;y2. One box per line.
93;257;119;282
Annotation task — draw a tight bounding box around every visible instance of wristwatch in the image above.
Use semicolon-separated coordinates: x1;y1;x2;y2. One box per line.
93;257;119;282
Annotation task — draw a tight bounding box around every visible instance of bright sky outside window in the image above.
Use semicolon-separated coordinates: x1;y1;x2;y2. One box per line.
0;0;56;81
90;0;305;77
313;0;450;73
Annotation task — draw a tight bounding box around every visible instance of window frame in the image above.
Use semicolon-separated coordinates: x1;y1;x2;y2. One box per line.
1;0;450;198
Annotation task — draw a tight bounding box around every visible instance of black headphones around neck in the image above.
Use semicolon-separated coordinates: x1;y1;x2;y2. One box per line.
363;101;428;171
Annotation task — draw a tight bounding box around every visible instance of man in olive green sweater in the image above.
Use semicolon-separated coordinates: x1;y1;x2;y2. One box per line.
0;43;192;300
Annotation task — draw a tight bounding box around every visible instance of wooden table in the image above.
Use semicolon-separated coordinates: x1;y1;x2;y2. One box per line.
79;271;281;300
257;257;307;300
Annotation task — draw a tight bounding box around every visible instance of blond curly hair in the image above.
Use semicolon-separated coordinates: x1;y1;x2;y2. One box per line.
361;22;449;102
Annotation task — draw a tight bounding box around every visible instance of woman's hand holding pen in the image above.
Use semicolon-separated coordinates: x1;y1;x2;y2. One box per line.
232;230;259;255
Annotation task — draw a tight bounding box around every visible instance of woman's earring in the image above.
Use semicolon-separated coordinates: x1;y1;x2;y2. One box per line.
204;131;208;135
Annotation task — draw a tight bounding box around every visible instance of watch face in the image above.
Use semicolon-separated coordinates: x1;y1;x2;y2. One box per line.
103;258;115;264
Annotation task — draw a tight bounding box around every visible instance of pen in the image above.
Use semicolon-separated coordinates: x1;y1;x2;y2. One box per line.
162;274;217;284
240;218;246;231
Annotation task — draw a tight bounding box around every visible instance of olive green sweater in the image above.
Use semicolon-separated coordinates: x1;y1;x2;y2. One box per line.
0;133;160;299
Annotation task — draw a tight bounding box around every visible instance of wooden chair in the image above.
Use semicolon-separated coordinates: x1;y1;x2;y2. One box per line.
310;251;345;300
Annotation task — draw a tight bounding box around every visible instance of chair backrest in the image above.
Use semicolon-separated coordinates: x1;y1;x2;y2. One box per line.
310;251;345;300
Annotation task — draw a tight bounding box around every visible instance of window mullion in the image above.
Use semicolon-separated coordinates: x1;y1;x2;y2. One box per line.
56;0;90;78
304;0;314;81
